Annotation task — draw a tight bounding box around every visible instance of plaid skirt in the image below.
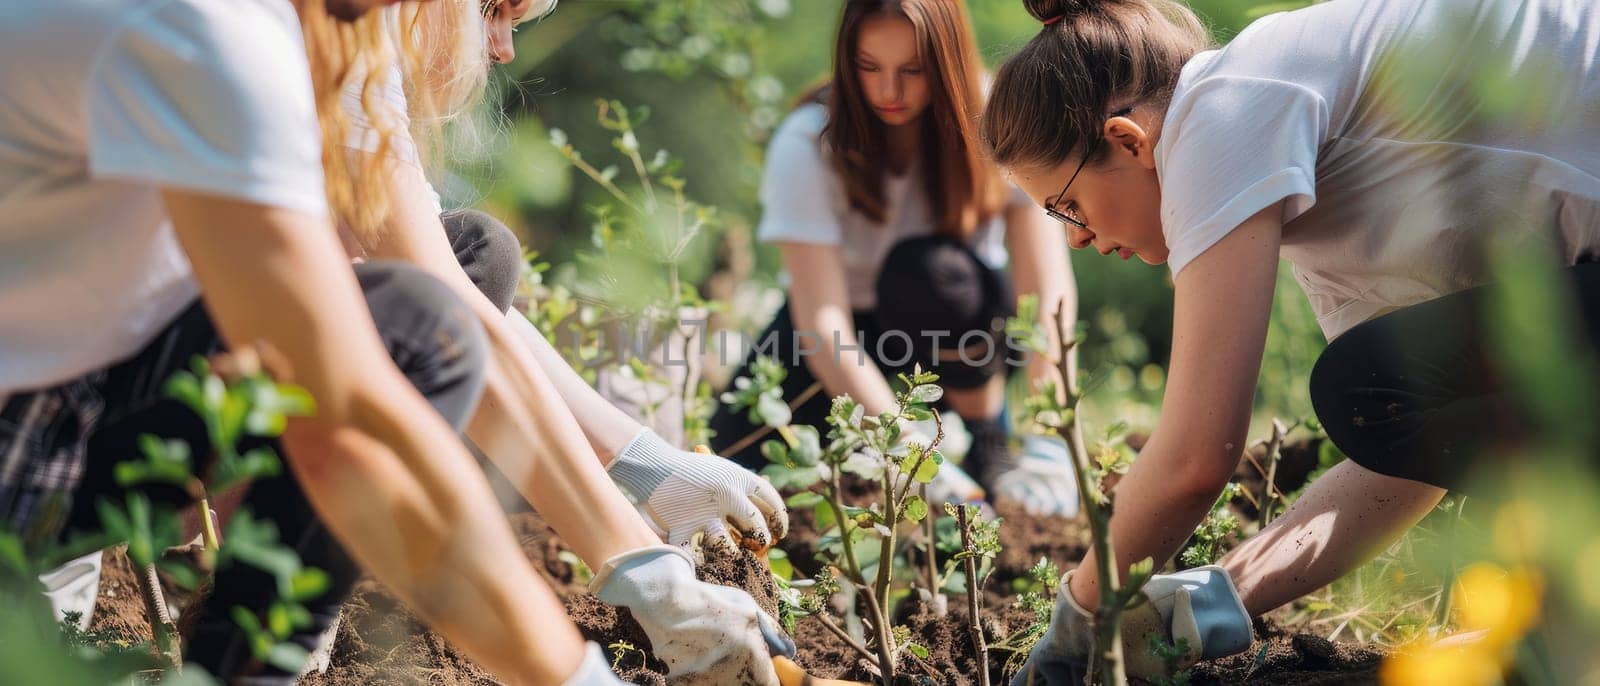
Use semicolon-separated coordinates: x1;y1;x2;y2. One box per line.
0;374;107;549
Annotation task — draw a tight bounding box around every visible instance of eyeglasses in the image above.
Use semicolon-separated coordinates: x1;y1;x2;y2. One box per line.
1043;106;1134;230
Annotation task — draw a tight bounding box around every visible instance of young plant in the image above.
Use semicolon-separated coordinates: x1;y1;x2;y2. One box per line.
0;348;330;682
1180;483;1245;568
952;502;1001;686
994;558;1063;681
727;363;953;684
1024;301;1155;686
543;100;725;443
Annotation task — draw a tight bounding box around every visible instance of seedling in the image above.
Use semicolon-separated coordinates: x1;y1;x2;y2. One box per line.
1024;300;1156;686
727;361;958;684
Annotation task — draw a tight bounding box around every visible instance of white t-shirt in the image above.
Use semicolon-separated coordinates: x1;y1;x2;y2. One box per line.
0;0;327;393
341;58;444;214
757;103;1026;311
1157;0;1600;339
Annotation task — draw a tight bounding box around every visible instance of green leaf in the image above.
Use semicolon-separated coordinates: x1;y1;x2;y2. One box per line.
755;393;792;428
785;491;824;509
904;406;933;422
0;531;28;576
267;602;293;639
907;384;943;404
264;641;311;673
759;463;820;490
906;642;930;659
288;568;330;602
903;496;929;523
913;452;942;484
767;548;793;581
760;439;789;466
787;425;823;467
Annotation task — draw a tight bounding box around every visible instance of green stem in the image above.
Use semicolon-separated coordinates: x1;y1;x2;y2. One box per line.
1051;304;1130;686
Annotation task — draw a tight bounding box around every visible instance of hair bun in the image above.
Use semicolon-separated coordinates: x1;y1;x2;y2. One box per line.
1022;0;1100;23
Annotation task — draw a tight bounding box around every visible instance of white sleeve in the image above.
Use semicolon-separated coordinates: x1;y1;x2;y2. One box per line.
86;2;326;215
343;61;422;165
1158;76;1326;276
754;120;843;246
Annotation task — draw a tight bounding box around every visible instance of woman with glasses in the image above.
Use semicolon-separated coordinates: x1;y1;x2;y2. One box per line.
981;0;1600;681
707;0;1084;517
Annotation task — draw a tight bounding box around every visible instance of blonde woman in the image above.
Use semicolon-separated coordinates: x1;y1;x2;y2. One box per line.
331;1;794;683
0;0;646;683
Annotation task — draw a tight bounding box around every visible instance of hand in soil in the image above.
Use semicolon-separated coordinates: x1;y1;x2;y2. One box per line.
608;430;789;559
591;544;787;685
988;435;1081;518
1013;566;1253;685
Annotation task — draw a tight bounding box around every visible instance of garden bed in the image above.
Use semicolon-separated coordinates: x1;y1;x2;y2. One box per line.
89;484;1384;684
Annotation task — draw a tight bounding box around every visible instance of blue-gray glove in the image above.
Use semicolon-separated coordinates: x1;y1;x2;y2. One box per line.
1011;565;1253;685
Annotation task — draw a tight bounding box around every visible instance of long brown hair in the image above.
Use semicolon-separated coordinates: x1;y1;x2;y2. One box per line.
981;0;1208;171
818;0;1006;240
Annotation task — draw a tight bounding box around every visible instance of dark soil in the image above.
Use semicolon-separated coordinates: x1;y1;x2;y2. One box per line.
88;481;1383;685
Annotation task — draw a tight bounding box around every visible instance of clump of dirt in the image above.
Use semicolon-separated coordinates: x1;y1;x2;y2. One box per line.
90;547;154;644
1189;619;1383;685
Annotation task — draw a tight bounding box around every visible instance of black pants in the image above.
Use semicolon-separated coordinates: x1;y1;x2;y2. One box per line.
1309;262;1600;493
709;235;1021;470
442;209;523;314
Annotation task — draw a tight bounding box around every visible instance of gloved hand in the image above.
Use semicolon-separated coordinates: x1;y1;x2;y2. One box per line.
990;435;1081;518
1010;565;1253;685
561;641;630;685
592;545;795;685
608;429;789;557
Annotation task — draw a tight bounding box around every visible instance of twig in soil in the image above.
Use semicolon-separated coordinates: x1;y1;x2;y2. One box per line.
1257;419;1288;530
812;612;882;670
956;505;992;686
137;562;182;668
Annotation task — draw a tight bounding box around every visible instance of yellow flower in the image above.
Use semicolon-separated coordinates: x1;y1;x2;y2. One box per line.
1452;562;1542;649
1381;641;1502;686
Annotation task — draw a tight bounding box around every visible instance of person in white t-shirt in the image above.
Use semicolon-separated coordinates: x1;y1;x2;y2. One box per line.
0;1;686;684
319;3;794;683
981;0;1600;681
706;0;1085;518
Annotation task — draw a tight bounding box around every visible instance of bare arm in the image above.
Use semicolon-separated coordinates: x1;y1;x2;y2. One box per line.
1005;203;1078;392
362;163;658;564
780;242;899;415
1069;204;1283;608
163;190;582;684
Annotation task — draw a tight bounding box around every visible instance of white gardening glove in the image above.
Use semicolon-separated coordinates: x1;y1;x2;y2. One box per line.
561;642;630;685
591;545;794;685
1010;565;1253;685
608;429;789;557
990;435;1081;518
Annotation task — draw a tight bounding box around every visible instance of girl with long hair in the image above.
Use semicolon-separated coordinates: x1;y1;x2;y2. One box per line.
709;0;1083;516
983;0;1600;681
319;1;795;683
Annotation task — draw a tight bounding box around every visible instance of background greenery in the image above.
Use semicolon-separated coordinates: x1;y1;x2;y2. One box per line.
455;0;1322;432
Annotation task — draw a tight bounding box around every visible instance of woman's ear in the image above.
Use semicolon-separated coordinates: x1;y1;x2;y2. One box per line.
1103;115;1158;170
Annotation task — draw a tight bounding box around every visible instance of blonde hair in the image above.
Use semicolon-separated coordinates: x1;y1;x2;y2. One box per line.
301;0;491;247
